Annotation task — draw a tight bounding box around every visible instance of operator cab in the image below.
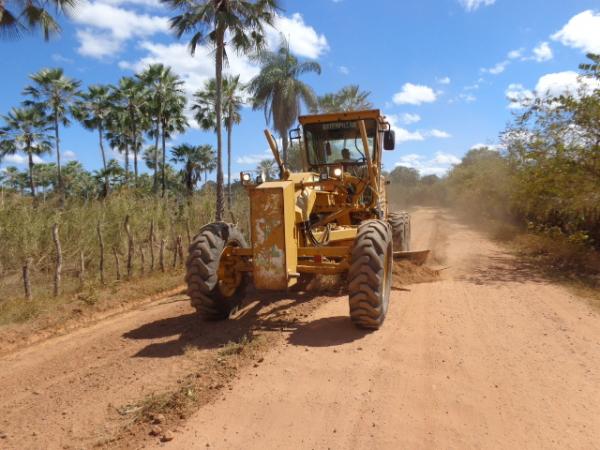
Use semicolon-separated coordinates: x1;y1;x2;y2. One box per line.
294;109;395;176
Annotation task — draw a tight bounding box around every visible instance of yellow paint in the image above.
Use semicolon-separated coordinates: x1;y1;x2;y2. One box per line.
250;181;297;290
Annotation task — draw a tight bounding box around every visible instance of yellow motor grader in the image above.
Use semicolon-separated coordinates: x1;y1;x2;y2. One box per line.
186;109;424;329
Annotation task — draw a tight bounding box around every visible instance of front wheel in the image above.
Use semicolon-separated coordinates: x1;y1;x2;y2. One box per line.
185;222;249;320
348;220;393;329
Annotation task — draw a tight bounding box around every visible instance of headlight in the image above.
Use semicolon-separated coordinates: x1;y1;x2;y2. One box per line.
333;167;343;177
240;171;252;185
242;172;251;182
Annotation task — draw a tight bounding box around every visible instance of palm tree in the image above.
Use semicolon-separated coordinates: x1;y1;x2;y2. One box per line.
255;158;276;181
198;144;217;183
162;0;279;220
192;75;244;208
170;143;204;196
114;76;148;186
316;85;372;113
23;68;81;203
1;106;52;197
137;64;186;197
73;84;113;196
249;38;321;163
0;0;76;40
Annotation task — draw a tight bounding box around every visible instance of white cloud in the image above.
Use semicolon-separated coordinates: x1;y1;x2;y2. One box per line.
392;83;437;105
73;1;170;58
98;0;164;8
266;13;329;59
458;0;495;12
459;93;477;103
77;29;121;58
120;40;259;96
481;60;509;75
535;71;600;98
508;48;524;59
532;42;553;62
429;129;452;139
431;151;460;165
51;53;74;64
471;143;502;151
552;10;600;54
506;83;534;109
437;76;451;85
236;151;273;165
4;153;45;165
64;150;77;160
395;152;457;176
339;65;349;75
395;128;425;143
399;113;421;124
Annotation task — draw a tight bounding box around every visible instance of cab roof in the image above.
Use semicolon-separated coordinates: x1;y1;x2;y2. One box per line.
298;109;384;125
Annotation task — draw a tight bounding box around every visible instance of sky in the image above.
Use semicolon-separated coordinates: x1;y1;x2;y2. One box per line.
1;0;600;178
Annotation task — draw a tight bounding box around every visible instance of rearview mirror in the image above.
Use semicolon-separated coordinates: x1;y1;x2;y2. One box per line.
384;130;395;150
325;142;332;156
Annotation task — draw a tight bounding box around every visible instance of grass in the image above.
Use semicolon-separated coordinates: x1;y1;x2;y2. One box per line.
0;269;184;332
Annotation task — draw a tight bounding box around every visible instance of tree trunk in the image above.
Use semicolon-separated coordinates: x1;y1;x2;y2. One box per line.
54;114;64;206
22;258;32;300
98;124;109;197
131;106;138;187
124;215;134;278
124;143;130;186
227;111;233;210
97;221;105;285
214;26;225;221
161;120;167;197
281;131;289;167
27;148;36;198
153;122;160;195
52;223;62;297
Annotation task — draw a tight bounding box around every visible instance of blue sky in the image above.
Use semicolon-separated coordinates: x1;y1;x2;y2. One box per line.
1;0;599;177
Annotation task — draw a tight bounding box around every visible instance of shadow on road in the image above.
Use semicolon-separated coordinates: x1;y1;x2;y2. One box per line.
123;288;345;358
287;316;369;347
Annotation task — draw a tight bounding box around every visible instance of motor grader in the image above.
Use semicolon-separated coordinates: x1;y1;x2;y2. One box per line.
186;109;419;329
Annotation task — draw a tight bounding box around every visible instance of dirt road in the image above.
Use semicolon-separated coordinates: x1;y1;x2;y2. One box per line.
1;208;599;449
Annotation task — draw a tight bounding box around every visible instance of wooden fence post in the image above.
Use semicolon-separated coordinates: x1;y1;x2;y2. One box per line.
125;215;134;279
139;244;145;275
186;221;192;247
172;236;178;268
177;235;184;266
97;222;105;285
52;223;62;297
79;250;85;289
149;220;155;272
113;247;121;281
22;258;32;300
159;239;166;273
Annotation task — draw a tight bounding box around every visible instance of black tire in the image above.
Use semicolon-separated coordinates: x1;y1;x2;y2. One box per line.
348;220;393;329
185;222;249;320
388;211;411;252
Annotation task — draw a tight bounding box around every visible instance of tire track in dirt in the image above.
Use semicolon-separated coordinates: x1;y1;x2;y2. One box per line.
157;207;600;450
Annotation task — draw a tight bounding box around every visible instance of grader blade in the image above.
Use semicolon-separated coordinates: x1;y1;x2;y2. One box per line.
393;249;430;266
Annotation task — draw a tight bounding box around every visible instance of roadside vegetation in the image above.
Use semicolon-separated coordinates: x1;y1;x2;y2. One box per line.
389;53;600;288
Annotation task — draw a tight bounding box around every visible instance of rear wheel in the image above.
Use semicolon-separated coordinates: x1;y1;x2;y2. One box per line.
185;223;249;320
348;220;393;329
388;211;411;251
